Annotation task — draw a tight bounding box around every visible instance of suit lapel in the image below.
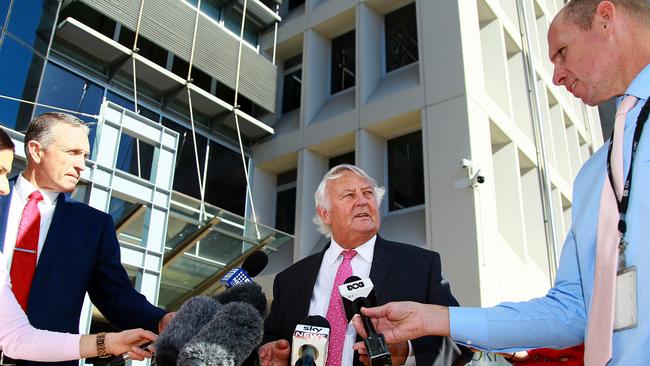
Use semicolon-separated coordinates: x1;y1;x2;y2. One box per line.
0;177;17;253
369;236;394;303
295;245;328;317
33;193;67;283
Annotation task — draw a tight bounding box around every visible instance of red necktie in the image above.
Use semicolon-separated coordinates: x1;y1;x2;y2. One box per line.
10;190;44;311
584;95;637;366
325;250;357;366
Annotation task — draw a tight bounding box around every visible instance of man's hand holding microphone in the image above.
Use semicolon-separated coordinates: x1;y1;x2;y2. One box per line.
351;301;452;363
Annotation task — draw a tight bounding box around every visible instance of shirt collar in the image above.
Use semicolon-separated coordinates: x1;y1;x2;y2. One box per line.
15;173;60;206
325;235;377;267
622;63;650;101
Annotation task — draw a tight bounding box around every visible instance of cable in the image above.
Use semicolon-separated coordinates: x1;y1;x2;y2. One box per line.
233;0;260;239
131;0;147;178
0;95;98;119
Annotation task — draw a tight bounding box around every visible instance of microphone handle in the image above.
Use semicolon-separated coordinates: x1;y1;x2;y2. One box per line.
361;313;378;337
105;341;153;366
295;354;316;366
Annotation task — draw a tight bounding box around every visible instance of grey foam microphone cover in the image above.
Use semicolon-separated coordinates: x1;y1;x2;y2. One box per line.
213;282;267;317
154;296;221;366
177;301;264;366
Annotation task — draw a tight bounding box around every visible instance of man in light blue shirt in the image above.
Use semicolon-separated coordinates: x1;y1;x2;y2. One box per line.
353;1;650;364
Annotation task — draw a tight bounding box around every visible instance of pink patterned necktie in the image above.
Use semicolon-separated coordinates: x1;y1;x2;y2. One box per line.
585;95;637;366
325;250;357;366
10;190;44;311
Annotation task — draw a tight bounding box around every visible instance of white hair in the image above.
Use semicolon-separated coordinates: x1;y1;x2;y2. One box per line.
312;164;385;237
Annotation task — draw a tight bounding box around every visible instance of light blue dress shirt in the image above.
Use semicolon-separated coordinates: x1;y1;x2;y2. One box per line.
450;63;650;365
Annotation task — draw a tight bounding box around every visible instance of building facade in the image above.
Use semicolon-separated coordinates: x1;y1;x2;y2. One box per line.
2;0;607;364
0;2;291;363
251;0;604;311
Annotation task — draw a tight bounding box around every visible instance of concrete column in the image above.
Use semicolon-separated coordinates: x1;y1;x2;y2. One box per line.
294;148;328;259
357;3;382;105
356;128;385;191
249;163;277;227
422;95;481;307
301;29;329;125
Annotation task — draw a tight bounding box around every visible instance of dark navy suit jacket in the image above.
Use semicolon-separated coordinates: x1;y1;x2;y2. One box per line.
263;236;471;366
0;177;166;366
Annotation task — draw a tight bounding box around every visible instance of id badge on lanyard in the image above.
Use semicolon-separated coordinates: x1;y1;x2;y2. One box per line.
607;97;650;331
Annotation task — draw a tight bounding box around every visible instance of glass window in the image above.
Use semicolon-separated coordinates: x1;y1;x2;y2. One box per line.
34;62;103;150
106;91;160;122
6;0;58;55
162;118;207;201
387;130;424;211
223;8;259;47
331;31;355;94
191;67;212;94
385;3;419;72
288;0;305;12
59;2;116;39
203;142;248;215
282;54;302;114
215;81;235;105
171;55;190;80
116;132;154;180
329;151;355;168
1;1;10;26
109;196;146;247
118;28;167;68
200;0;222;21
275;169;297;234
0;33;45;131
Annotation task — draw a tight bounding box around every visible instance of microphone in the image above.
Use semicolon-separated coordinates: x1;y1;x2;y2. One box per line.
105;342;152;366
243;250;268;277
177;302;264;366
212;281;268;317
339;276;392;366
290;316;330;366
154;296;221;366
220;250;268;288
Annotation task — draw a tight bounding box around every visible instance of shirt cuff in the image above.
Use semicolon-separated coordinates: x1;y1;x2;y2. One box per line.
449;307;489;351
402;340;416;366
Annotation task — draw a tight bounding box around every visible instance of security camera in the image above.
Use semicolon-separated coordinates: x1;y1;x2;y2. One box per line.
470;169;485;187
461;158;473;169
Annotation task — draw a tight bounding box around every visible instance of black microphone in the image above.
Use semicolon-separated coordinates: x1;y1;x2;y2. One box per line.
177;302;264;366
212;281;267;317
339;276;392;366
154;296;221;366
220;251;269;288
105;342;152;366
242;250;268;277
290;316;330;366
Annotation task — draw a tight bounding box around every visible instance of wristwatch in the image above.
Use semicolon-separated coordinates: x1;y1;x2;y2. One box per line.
96;332;111;358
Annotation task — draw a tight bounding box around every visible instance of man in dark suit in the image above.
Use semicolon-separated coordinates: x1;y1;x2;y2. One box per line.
0;112;173;366
259;164;469;366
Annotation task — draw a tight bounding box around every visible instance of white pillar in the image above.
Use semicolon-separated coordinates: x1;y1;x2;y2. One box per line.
294;148;328;259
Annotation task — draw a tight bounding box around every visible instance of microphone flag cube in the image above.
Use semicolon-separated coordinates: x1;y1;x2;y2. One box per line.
220;268;252;288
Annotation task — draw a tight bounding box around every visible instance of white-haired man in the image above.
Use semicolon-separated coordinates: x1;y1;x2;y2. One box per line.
259;164;469;366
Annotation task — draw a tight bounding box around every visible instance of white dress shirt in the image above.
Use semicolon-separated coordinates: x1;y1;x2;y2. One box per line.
3;174;59;270
308;235;414;366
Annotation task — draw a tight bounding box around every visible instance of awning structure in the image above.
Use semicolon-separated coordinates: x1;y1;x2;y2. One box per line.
55;17;275;140
113;191;292;309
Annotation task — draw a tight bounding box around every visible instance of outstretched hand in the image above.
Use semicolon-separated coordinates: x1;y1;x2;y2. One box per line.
354;301;449;345
105;329;157;360
258;339;290;366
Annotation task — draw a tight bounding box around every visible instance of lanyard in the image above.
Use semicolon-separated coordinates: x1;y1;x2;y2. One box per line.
605;96;650;250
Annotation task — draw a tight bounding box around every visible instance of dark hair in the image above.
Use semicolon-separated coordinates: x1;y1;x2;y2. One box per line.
24;112;89;156
0;128;15;152
561;0;650;30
